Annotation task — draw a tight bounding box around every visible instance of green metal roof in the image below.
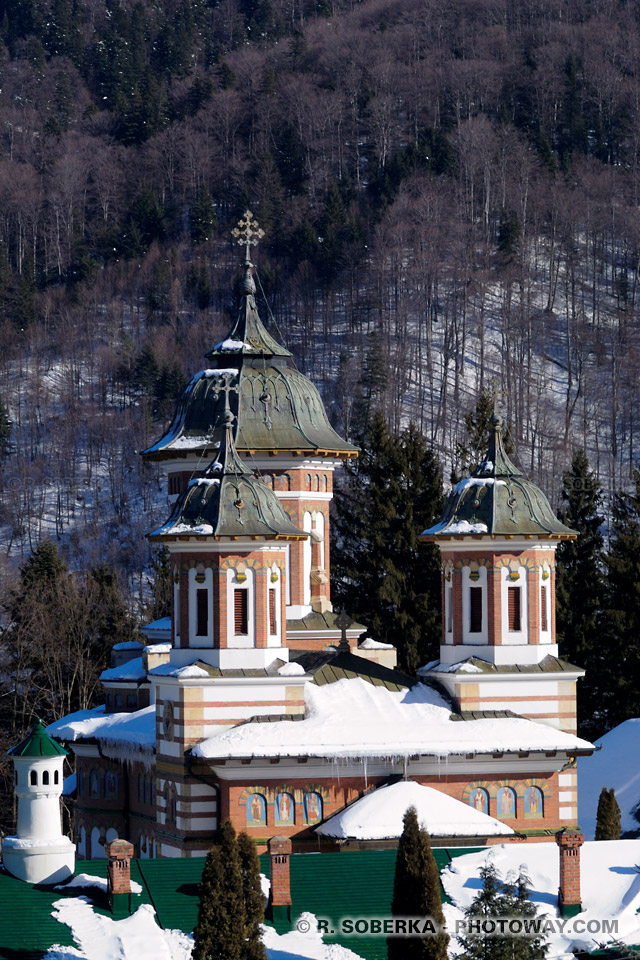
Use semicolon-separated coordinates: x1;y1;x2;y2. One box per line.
422;413;576;541
8;720;68;758
149;421;307;542
143;263;357;462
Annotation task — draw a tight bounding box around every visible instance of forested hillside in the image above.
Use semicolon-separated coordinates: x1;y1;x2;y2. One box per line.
1;0;640;586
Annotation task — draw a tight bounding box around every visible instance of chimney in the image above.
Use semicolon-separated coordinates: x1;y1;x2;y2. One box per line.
555;828;584;918
268;835;292;924
106;838;135;917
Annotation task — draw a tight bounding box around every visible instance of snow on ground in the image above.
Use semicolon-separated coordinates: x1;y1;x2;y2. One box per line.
192;677;593;762
442;839;640;957
578;719;640;840
40;899;364;960
315;780;514;840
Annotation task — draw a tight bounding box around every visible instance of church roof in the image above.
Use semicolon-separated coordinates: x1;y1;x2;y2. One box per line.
8;719;68;758
143;252;357;461
148;415;307;542
422;412;577;540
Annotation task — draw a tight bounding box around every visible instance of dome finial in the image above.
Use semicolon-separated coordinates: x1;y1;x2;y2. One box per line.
232;210;264;296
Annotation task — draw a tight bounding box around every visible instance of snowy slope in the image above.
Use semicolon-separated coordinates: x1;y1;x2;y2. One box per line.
577;718;640;839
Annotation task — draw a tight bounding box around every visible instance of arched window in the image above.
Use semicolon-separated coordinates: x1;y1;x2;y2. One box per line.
115;693;123;709
497;786;516;819
91;826;106;859
77;825;87;859
462;566;488;644
78;769;85;795
42;770;50;786
227;568;254;647
165;782;177;823
469;787;489;815
313;474;320;491
162;702;174;740
54;769;59;785
524;786;544;818
304;474;312;491
275;792;295;825
262;474;273;489
304;792;323;823
30;770;37;786
246;793;267;825
189;566;214;647
501;566;529;644
105;827;118;846
323;475;328;492
138;773;144;803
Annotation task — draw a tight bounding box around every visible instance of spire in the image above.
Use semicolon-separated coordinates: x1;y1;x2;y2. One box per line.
206;210;292;361
475;411;523;481
8;719;68;758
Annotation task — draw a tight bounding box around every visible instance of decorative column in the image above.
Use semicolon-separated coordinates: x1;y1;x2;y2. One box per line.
268;835;292;924
556;828;584;917
106;838;134;917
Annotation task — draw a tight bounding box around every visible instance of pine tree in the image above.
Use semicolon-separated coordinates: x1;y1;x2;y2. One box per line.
595;787;621;840
555;450;605;734
351;332;389;444
333;412;444;671
20;539;67;591
388;806;448;960
193;820;246;960
458;862;547;960
147;546;172;622
237;832;266;960
602;470;640;730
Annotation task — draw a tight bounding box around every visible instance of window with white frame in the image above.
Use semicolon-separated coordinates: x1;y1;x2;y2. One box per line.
539;567;552;642
462;566;488;644
501;566;528;644
173;567;180;643
188;567;214;646
268;566;281;645
227;567;254;647
302;512;313;606
445;576;453;641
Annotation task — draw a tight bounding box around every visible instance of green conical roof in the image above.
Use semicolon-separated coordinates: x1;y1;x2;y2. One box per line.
8;720;68;758
149;416;308;542
142;261;357;461
421;413;577;541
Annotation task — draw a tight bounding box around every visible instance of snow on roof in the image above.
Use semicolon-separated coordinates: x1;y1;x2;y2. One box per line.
422;519;489;536
47;706;156;759
111;641;144;651
144;642;172;654
359;637;394;650
191;677;593;762
315;781;514;840
142;616;171;634
578;718;640;839
442;839;640;957
100;657;146;682
278;661;306;676
149;662;211;679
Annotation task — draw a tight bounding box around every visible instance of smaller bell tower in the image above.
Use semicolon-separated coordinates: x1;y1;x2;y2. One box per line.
3;720;75;884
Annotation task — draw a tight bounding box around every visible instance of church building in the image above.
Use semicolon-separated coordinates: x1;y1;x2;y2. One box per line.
47;212;594;859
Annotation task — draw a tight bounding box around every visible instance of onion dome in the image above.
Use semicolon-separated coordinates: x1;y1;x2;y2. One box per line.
143;212;357;462
421;412;577;541
149;410;308;542
9;720;68;757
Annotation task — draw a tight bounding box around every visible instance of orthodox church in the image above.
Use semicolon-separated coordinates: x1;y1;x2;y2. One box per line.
44;212;593;860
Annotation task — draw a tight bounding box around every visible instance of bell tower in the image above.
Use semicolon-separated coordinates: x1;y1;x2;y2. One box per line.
420;412;584;739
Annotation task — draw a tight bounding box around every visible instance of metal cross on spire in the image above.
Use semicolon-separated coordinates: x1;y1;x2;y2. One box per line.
232;209;265;262
212;372;239;426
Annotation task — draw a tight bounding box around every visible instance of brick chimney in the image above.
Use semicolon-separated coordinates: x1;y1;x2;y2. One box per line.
106;838;134;917
268;835;292;924
556;828;584;918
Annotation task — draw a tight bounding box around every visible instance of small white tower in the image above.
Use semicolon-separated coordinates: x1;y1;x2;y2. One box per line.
2;720;75;884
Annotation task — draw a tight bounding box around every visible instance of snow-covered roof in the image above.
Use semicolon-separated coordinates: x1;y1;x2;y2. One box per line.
100;657;146;682
191;677;594;762
578;718;640;839
315;780;514;840
141;616;171;636
149;662;211;679
111;641;144;651
358;637;394;650
47;706;156;760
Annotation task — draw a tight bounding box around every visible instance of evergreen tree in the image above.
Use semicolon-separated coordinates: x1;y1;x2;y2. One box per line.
190;185;217;245
388;806;448;960
21;539;66;591
602;469;640;730
595;787;622;840
147;546;172;622
193;820;246;960
351;332;389;443
555;450;605;733
237;832;266;960
458;862;547;960
333;412;443;671
456;391;515;475
89;564;140;649
133;344;160;394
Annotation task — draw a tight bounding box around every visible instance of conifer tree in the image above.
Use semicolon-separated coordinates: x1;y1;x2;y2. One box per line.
595;787;621;840
388;806;448;960
333;412;443;671
351;332;389;443
193;820;246;960
0;395;12;459
237;832;266;960
602;469;640;729
147;546;172;622
555;450;605;734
